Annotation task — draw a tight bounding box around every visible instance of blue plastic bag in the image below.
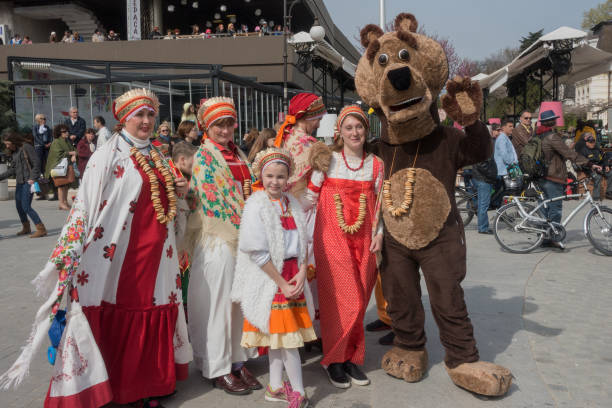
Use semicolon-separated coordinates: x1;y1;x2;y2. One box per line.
47;309;66;365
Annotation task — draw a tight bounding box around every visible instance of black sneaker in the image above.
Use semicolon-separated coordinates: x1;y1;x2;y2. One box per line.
342;361;370;386
378;331;395;346
325;363;351;389
365;319;391;332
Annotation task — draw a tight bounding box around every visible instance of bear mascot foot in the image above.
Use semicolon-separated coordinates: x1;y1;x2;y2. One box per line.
445;361;512;396
381;347;428;382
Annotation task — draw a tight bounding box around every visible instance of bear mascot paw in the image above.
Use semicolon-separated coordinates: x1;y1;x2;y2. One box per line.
446;361;513;396
381;347;428;383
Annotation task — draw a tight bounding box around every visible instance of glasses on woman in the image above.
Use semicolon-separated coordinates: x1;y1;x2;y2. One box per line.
160;129;169;133
61;130;69;133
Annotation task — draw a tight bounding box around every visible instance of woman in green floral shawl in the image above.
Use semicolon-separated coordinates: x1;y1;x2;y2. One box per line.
46;124;77;210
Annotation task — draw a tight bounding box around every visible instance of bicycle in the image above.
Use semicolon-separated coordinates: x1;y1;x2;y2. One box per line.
493;177;612;255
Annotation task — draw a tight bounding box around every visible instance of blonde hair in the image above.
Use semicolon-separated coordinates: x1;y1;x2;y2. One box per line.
35;113;46;122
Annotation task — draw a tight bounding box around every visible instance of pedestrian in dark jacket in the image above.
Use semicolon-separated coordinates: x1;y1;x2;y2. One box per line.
76;128;97;178
576;131;612;200
64;107;86;146
471;124;500;234
540;110;596;249
0;132;47;237
33;113;53;174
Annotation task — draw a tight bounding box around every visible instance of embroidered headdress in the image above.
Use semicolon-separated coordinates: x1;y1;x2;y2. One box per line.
112;88;160;124
252;147;294;178
334;105;369;141
197;97;237;130
274;92;326;147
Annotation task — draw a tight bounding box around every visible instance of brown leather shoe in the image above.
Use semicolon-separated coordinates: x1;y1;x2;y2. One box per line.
16;222;31;236
233;366;263;390
30;223;47;238
213;374;251;395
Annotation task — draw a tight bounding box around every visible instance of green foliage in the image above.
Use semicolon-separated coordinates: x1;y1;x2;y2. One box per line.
519;30;544;52
582;0;612;29
0;81;18;135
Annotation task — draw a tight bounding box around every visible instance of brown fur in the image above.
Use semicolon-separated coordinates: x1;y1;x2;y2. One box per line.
360;24;384;48
382;168;450;249
366;39;381;61
308;141;332;173
382;347;428;383
441;77;483;126
394;13;418;33
396;30;418;49
446;362;513;396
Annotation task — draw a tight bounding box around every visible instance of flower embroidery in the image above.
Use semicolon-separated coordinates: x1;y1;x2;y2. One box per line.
103;243;116;261
76;271;89;286
99;200;107;212
113;165;125;178
168;291;178;304
175;274;181;290
129;200;137;213
122;221;127;231
166;245;173;258
93;226;104;241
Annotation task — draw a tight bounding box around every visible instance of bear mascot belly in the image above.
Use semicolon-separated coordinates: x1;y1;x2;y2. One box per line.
354;12;512;396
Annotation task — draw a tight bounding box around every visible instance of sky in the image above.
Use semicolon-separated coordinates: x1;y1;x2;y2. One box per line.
323;0;602;61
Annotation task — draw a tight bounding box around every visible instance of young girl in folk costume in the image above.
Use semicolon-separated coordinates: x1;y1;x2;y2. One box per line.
183;97;261;395
0;89;192;408
305;105;384;388
232;147;316;408
274;92;326;340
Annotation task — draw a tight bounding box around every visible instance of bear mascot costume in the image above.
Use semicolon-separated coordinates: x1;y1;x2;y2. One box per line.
354;13;512;396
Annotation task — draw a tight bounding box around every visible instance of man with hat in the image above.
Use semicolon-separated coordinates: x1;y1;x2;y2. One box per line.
576;131;611;200
540;109;596;248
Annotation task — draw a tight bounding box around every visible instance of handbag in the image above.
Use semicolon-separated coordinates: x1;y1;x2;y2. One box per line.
50;157;69;178
53;163;75;187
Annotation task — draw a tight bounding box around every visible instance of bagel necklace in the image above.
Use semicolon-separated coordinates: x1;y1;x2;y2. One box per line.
122;132;177;224
383;141;420;217
334;149;367;234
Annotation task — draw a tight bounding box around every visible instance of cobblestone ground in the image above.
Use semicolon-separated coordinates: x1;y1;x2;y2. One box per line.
0;197;611;407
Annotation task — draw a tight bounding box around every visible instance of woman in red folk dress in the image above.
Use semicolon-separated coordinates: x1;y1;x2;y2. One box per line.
305;105;383;389
1;89;192;408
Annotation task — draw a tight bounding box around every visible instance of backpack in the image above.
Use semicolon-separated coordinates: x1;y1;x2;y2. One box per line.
474;157;498;184
518;133;547;178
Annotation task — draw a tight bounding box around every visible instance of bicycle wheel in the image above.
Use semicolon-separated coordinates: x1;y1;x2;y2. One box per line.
455;187;476;227
494;203;545;253
585;206;612;256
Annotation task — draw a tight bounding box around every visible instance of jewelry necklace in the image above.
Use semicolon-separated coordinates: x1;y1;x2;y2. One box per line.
383;142;420;217
342;149;366;172
121;132;177;224
334;151;367;234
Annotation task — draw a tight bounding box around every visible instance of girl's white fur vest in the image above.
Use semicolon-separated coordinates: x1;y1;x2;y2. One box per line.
231;190;311;333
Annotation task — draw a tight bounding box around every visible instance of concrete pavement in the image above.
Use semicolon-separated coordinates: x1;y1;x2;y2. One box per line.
0;197;611;407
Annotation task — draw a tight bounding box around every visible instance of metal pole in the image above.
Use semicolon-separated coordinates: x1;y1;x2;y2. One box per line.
89;84;93;125
50;85;54;125
69;84;73;109
188;79;192;104
237;85;242;140
30;86;35;124
266;93;270;128
379;0;385;28
283;0;288;113
244;87;249;130
168;80;173;129
255;90;258;129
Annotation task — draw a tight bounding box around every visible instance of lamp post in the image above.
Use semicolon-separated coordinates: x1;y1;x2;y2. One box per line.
283;1;325;113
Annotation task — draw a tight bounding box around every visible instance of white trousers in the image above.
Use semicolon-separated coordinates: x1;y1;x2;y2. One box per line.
188;236;254;379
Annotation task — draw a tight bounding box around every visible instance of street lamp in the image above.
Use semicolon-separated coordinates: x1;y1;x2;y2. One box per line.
283;1;325;113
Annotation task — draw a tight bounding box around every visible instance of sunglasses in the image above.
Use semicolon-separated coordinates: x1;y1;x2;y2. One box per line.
61;130;69;133
522;116;532;120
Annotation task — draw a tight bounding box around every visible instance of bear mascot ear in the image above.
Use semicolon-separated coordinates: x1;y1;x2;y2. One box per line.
356;24;384;108
394;13;418;33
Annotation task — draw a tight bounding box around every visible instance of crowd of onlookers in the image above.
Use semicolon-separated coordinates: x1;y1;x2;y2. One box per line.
464;112;611;249
3;20;283;45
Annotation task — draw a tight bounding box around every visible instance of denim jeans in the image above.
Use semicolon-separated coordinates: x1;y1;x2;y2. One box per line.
540;179;564;224
15;183;42;225
472;178;492;232
591;170;612;200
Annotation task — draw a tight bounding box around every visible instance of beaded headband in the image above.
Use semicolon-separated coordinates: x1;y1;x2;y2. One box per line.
113;88;160;124
198;97;237;130
252;147;294;178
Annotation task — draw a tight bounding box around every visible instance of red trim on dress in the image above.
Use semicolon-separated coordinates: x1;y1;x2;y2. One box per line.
45;379;113;408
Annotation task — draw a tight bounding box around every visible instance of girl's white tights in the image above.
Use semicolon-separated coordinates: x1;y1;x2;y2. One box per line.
268;348;305;396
